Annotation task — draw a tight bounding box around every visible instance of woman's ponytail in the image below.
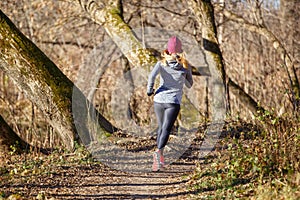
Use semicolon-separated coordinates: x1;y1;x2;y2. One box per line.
176;53;189;69
161;50;189;69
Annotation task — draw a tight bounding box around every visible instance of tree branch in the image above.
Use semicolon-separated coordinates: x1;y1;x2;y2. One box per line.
77;0;157;70
215;4;300;110
0;10;117;150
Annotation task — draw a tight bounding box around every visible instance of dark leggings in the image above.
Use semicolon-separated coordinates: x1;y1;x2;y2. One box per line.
154;102;180;150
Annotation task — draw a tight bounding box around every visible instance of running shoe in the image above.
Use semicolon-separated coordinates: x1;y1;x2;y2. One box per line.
152;151;160;172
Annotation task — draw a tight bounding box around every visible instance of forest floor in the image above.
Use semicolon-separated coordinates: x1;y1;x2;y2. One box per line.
0;121;280;200
1;157;198;200
0;135;205;199
0;129;213;200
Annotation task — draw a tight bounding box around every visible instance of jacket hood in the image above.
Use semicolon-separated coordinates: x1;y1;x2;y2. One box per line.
167;60;182;70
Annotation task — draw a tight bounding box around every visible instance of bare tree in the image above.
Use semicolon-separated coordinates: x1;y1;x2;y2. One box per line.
0;10;75;150
187;0;227;118
1;0;296;153
217;4;300;112
280;0;300;111
77;0;157;69
0;10;116;150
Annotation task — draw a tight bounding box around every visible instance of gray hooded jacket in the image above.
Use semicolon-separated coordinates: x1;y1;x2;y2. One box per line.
147;60;193;104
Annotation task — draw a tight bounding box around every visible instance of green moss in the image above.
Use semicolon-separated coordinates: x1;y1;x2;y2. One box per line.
103;6;157;71
0;10;74;123
109;6;122;16
134;48;157;69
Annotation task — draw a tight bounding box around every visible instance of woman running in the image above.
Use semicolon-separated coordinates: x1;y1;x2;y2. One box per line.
147;36;193;172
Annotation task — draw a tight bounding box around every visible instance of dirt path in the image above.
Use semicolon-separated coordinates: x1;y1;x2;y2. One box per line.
1;138;204;200
47;159;197;199
51;147;199;200
1;123;260;199
0;129;213;199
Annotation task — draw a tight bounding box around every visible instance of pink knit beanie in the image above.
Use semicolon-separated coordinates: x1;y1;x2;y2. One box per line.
167;36;182;54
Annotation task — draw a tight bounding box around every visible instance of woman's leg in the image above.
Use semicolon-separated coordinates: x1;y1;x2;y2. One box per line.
154;102;164;147
153;103;180;171
153;102;164;171
157;103;180;150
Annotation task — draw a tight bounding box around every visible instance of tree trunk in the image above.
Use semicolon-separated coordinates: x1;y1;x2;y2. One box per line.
281;0;300;52
77;0;157;70
280;0;300;112
78;0;206;76
0;10;116;150
187;0;227;120
218;5;300;112
0;10;75;150
228;78;261;115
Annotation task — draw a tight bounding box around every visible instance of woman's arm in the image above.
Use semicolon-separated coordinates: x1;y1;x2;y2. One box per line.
147;62;161;95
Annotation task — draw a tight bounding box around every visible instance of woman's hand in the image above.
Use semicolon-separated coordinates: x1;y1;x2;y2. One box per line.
147;88;155;96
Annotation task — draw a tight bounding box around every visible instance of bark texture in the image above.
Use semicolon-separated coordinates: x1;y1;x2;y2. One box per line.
0;10;76;150
0;10;115;150
189;0;277;116
77;0;157;70
0;10;75;150
188;0;226;119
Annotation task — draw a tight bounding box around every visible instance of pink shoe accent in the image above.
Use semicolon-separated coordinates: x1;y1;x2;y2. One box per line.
152;152;160;172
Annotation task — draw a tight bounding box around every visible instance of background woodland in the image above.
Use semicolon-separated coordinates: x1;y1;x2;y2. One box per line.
0;0;299;149
0;0;299;199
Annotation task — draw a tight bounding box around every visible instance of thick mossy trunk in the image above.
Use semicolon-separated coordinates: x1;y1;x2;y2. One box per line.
188;0;227;119
188;0;272;116
0;10;75;150
0;10;116;150
196;0;226;81
78;0;157;71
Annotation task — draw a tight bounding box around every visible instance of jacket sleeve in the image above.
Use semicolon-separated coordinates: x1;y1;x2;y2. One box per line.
147;62;161;94
185;66;193;88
